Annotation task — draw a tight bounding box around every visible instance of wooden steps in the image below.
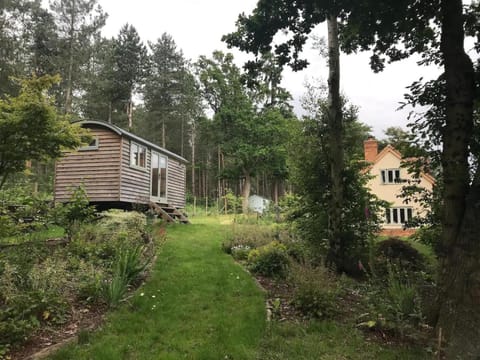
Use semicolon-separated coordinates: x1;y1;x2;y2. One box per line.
149;202;190;224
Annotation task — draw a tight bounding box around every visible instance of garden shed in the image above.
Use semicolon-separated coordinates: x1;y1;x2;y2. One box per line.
248;195;270;214
54;121;188;222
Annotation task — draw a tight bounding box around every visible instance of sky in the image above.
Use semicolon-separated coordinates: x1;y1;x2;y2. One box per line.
96;0;442;138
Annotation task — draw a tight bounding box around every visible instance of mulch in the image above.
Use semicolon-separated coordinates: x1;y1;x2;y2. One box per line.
9;303;107;360
254;275;305;322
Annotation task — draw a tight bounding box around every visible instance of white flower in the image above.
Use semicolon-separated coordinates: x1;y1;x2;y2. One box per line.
152;295;156;298
140;293;145;297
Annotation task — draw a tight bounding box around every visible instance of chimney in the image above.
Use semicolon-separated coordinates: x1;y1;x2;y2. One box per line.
364;138;378;163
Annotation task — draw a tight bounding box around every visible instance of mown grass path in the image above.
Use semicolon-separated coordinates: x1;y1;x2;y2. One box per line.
51;217;265;360
51;216;428;360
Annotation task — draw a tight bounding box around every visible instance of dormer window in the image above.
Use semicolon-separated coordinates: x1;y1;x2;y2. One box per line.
381;168;403;184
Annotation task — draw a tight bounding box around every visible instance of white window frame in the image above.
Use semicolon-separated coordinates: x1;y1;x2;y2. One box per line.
78;136;99;151
381;168;402;184
130;142;147;169
385;207;413;225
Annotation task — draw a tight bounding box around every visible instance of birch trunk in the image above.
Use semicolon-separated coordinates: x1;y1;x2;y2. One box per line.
242;170;251;214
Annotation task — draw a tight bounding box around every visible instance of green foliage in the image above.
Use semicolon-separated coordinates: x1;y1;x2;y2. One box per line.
0;75;85;187
287;93;384;273
50;0;107;113
222;223;279;254
248;241;290;277
195;51;293;212
378;127;428;158
290;263;340;319
223;190;242;214
230;245;252;261
103;245;150;308
0;215;17;237
371;238;427;278
0;210;153;355
140;32;201;155
52;185;96;237
360;264;425;339
0;258;70;352
102;268;128;308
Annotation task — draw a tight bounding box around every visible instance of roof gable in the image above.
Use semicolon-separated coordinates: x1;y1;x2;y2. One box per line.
369;144;435;186
78;120;188;164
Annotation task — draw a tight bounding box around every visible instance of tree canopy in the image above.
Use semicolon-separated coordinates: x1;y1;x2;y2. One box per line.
0;75;84;188
225;0;479;355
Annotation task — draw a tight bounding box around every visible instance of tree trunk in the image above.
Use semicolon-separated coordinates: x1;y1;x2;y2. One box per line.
65;0;76;115
181;117;185;158
325;16;345;271
162;119;166;148
242;170;251;214
435;0;478;357
127;99;133;130
108;101;112;124
274;178;279;205
191;123;196;197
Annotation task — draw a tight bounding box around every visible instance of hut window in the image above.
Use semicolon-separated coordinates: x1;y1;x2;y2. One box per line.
130;142;147;168
78;136;98;151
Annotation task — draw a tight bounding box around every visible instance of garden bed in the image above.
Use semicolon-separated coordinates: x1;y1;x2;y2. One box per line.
222;216;434;357
0;209;160;360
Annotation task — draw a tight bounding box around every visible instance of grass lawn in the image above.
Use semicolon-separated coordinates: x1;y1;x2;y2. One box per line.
49;215;429;359
258;322;429;359
49;216;266;360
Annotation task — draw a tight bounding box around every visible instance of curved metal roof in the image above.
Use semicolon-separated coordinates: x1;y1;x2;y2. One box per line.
77;120;188;163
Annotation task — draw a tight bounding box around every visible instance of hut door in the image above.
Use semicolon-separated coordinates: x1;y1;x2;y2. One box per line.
151;152;167;204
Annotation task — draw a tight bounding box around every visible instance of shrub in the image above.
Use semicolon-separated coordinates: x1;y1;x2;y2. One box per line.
0;215;17;238
290;263;339;319
248;241;289;277
0;208;154;357
67;211;151;267
359;263;425;338
230;245;252;260
52;185;96;237
371;237;426;277
75;261;104;303
222;224;275;254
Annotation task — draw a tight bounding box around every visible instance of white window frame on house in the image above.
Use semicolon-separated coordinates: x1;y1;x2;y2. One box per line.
381;168;403;184
130;142;147;169
385;207;413;225
78;136;99;151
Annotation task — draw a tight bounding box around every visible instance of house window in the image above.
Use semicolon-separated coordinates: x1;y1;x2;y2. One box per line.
381;169;403;184
78;136;99;151
385;207;413;224
130;142;147;168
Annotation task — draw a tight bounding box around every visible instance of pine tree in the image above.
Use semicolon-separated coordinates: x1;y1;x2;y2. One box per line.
111;24;147;129
142;33;199;154
50;0;106;114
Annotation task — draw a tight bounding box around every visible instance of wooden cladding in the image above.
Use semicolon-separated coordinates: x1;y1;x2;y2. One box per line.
55;127;121;202
119;139;151;204
55;122;187;209
167;159;186;208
